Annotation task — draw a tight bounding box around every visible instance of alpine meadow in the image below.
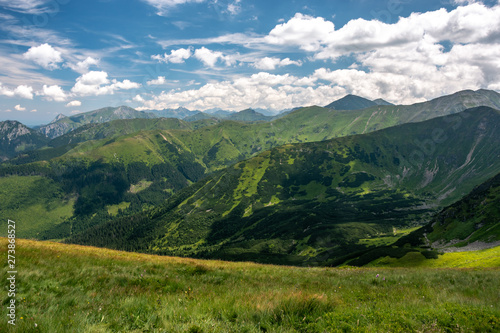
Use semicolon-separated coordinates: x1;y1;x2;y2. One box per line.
1;0;500;332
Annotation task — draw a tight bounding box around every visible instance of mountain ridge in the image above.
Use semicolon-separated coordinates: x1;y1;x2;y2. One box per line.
37;106;157;138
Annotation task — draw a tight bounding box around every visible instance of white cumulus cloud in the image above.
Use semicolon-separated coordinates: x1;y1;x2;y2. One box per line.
66;100;82;107
0;83;34;99
194;47;236;67
147;76;166;85
71;71;141;97
135;72;336;112
40;85;67;102
14;104;26;111
265;13;335;52
252;57;302;70
152;48;192;63
67;57;100;74
23;43;63;70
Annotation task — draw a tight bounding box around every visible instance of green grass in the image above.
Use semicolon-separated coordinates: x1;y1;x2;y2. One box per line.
357;227;422;247
1;238;499;332
368;246;500;268
106;202;131;216
0;176;74;238
128;180;153;194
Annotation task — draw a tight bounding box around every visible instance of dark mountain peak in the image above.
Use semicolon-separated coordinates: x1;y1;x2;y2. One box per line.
226;109;271;122
373;98;394;106
238;108;258;114
325;94;377;110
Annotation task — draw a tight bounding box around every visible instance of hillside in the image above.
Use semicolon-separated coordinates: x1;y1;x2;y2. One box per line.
49;117;193;147
427;172;500;248
37;106;157;138
1;238;498;332
340;172;500;267
0;120;48;160
66;107;500;265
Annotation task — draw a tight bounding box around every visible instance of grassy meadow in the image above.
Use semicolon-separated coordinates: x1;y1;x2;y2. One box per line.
1;238;499;332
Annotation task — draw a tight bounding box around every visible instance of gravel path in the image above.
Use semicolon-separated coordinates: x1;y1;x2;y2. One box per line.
437;240;500;253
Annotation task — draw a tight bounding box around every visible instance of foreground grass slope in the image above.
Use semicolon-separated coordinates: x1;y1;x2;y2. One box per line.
0;238;499;333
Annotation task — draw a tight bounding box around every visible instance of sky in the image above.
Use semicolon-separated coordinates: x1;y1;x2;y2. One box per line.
1;0;500;125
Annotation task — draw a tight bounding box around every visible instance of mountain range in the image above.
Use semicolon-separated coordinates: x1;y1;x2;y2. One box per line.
36;106;157;138
64;106;500;265
1;89;499;267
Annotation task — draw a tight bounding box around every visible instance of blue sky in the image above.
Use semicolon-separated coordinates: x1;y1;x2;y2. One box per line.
1;0;500;125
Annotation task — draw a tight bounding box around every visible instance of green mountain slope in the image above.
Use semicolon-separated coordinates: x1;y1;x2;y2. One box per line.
6;118;195;166
66;107;500;265
0;120;48;160
37;106;157;138
341;172;500;267
0;175;74;238
426;172;500;248
49;117;193;147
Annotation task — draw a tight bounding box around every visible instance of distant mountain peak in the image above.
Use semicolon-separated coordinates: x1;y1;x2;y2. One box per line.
50;113;67;124
225;108;270;122
325;94;377;110
239;108;257;114
373;98;394;106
